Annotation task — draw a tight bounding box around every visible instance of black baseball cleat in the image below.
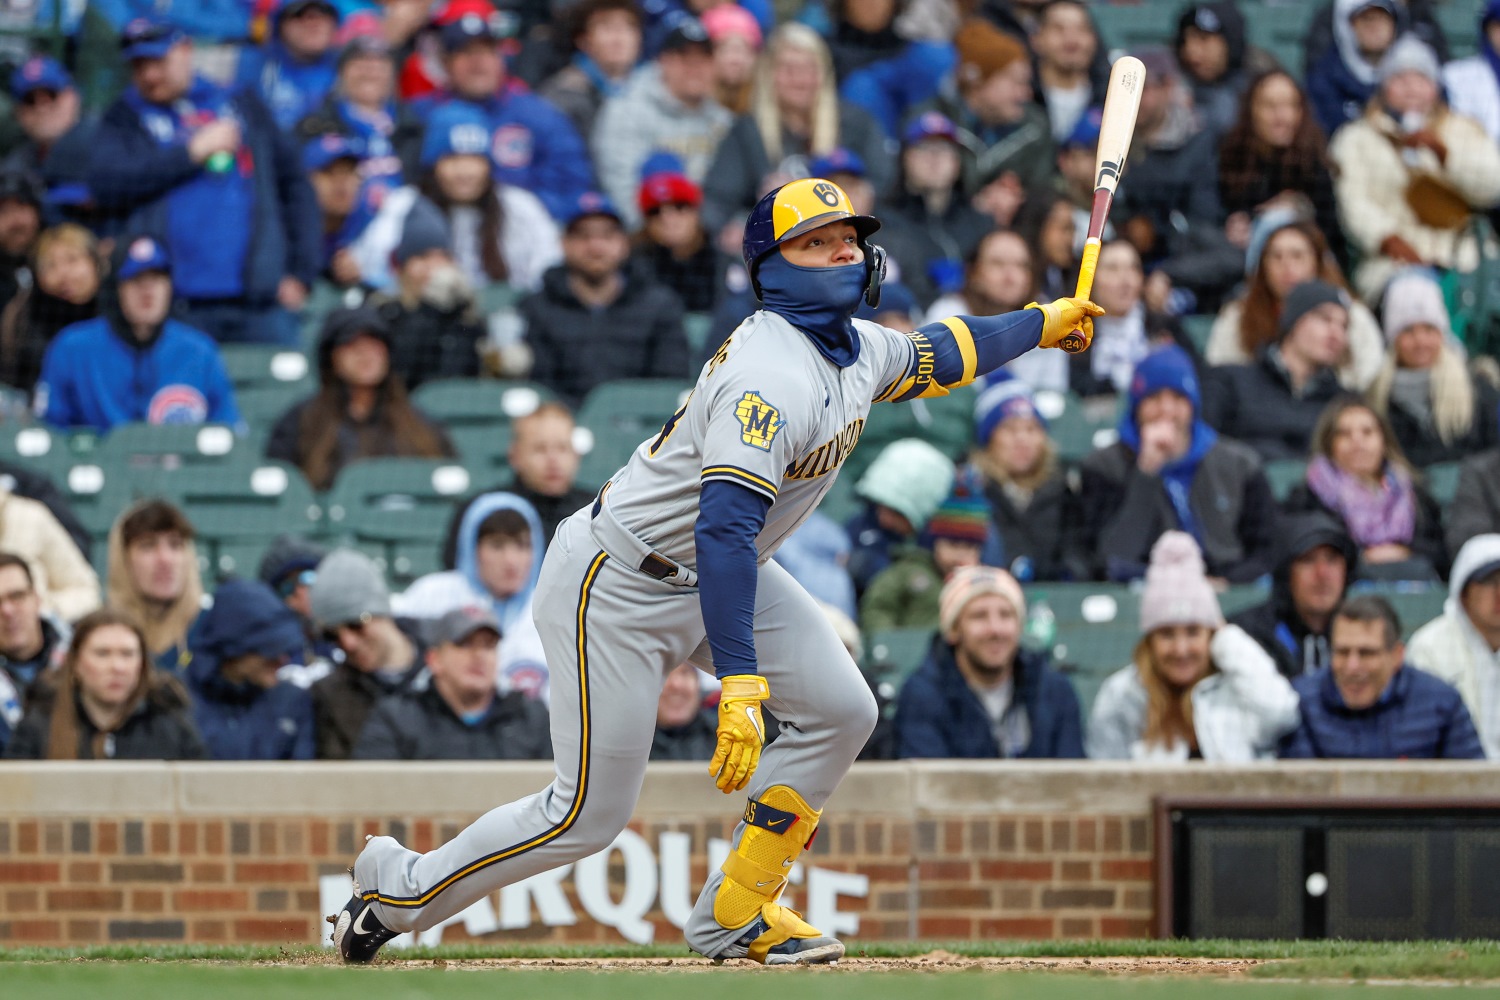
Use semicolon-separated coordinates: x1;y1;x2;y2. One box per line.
328;881;399;964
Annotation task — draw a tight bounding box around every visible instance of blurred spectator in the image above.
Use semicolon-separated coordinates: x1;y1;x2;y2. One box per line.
1069;240;1189;400
368;206;487;388
633;166;719;312
1408;534;1500;757
1307;0;1400;136
352;605;551;760
1331;35;1500;300
295;36;422;187
1284;396;1446;581
4;57;94;210
1079;345;1276;583
1448;437;1500;555
1442;1;1500;145
1205;210;1382;389
105;499;204;677
0;553;70;754
1031;0;1105;143
185;579;314;760
308;548;427;759
877;112;991;308
257;533;333;668
860;490;988;634
701;3;761;114
640;0;773;58
772;512;857;619
928;230;1065;393
538;0;644;139
923;18;1051;198
0;168;42;319
853;279;918;332
967;376;1074;582
443;401;595;564
401;493;542;631
352;102;562;293
266;305;454;490
809;146;875;215
36;235;241;433
651;660;717;760
1012;190;1079;303
834;5;956;142
304;134;376;291
702;23;892;234
235;0;342;132
2;609;204;761
1281;594;1484;759
1369;270;1498;467
1202;280;1349;461
0;223;102;394
411;11;593;221
1088;532;1300;760
1216;72;1346;270
0;462;89;561
895;565;1083;759
1052;105;1102;242
847;438;955;594
593;18;731;231
1232;512;1356;678
1111;48;1236;306
522;193;689;406
1174;2;1264;136
0;481;97;622
90;17;319;346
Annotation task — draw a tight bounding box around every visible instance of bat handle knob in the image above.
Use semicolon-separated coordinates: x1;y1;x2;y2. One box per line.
1059;333;1087;354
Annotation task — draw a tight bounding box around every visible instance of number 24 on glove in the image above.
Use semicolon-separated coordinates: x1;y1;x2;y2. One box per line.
710;674;769;793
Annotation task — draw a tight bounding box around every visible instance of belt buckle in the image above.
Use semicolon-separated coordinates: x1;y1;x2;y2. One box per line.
639;553;676;581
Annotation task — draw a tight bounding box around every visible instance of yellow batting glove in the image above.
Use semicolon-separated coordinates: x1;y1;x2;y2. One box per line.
1026;297;1106;350
709;674;770;794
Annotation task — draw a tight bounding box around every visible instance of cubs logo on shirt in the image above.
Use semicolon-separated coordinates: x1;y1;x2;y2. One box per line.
148;385;210;425
491;123;534;169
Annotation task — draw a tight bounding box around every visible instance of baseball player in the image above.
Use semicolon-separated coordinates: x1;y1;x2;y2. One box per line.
329;178;1102;964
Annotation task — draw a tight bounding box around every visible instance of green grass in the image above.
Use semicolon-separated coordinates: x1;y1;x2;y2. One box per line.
3;939;1500;983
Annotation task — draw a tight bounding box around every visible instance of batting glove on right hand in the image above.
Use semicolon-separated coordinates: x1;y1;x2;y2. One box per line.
710;674;770;794
1026;297;1106;349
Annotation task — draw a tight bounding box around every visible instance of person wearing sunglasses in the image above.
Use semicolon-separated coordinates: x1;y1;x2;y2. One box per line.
306;548;426;759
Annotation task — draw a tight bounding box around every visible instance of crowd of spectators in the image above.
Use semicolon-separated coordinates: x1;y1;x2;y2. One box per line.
2;0;1500;765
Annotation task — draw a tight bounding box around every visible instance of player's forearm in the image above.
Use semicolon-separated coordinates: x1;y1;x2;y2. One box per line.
694;480;771;678
886;310;1042;402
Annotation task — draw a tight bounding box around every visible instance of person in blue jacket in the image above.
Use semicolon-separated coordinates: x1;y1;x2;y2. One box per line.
1280;594;1486;759
87;16;320;346
35;234;241;433
1306;0;1402;136
409;12;594;221
234;0;342;132
895;565;1084;759
185;578;316;761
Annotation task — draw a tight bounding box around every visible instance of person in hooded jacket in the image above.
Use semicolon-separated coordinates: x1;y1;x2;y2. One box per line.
0;222;102;396
1174;1;1269;136
105;499;206;678
1306;0;1402;136
258;533;336;671
1077;344;1277;583
37;235;240;434
185;579;315;761
265;305;454;491
3;608;204;760
234;0;342;132
1231;511;1357;678
1448;436;1500;555
1442;1;1500;145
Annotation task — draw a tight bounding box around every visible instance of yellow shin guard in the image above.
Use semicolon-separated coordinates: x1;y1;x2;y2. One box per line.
714;785;824;958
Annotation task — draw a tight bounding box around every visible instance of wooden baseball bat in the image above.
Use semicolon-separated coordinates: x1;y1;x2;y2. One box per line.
1059;55;1146;354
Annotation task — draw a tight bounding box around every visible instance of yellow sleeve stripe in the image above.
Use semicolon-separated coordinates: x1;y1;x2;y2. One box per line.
941;316;977;387
702;465;779;498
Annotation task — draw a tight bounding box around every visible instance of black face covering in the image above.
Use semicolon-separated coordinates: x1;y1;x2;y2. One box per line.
756;252;867;368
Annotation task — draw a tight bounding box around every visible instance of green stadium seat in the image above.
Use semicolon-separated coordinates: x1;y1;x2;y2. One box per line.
1181;314;1215;353
844;384;979;486
684;312;715;353
1263;459;1307;502
98;422;249;470
412;379;554;427
1092;2;1182;52
865;627;936;711
480;283;524;314
576;423;648;490
449;424;515;482
322;458;473;549
1024;582;1141;629
389;539;445;588
1038;391;1119;464
1437;2;1483;59
1425;461;1461;506
577;379;693;438
1359;584;1447;640
235;384;308;429
817;472;861;527
219;344;313;391
1219;584;1271;619
0;425;94;484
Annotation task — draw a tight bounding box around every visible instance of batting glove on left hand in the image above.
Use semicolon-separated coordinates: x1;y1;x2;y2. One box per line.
710;674;770;794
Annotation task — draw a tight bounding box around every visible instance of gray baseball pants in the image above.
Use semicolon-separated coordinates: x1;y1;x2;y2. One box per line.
352;507;877;954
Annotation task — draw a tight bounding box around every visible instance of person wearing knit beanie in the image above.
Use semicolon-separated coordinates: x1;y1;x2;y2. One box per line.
891;563;1086;759
849;439;957;593
1139;531;1224;635
859;488;988;635
955;18;1028;91
1380;269;1450;344
973;374;1048;449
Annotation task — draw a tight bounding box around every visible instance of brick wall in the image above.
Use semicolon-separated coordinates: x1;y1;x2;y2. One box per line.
0;761;1491;948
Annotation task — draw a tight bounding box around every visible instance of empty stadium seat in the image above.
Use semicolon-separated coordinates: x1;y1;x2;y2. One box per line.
844;384;979;484
1263;459;1308;502
576;379;693;437
412;378;554;427
1425;461;1461;506
865;627;936;712
322;459;471;575
1039;391;1119;464
219;344;313;391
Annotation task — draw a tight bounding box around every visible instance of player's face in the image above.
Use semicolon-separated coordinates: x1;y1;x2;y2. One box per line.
127;531;189;604
432;630;500;698
777;220;862;269
656;661;702;728
1288;545;1347;623
476;534;533;600
119;272;173;330
1462;572;1500;637
988;414;1047;478
952;593;1020;677
1394;322;1443;371
1147;624;1212;690
1262;228;1318;298
0;565;42;660
1328;406;1386;482
73;624;143;712
1330;617;1401;710
311;159;362;217
580;10;641;77
1250;73;1302;149
509;412;580;496
445;41;504;100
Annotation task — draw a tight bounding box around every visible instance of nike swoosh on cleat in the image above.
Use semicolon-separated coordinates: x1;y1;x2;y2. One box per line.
352;906;381;936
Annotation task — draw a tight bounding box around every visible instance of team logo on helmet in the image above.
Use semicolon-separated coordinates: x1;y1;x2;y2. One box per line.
734;391;783;451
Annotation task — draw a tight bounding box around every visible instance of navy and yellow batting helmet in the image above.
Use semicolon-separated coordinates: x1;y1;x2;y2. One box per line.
742;177;885;305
